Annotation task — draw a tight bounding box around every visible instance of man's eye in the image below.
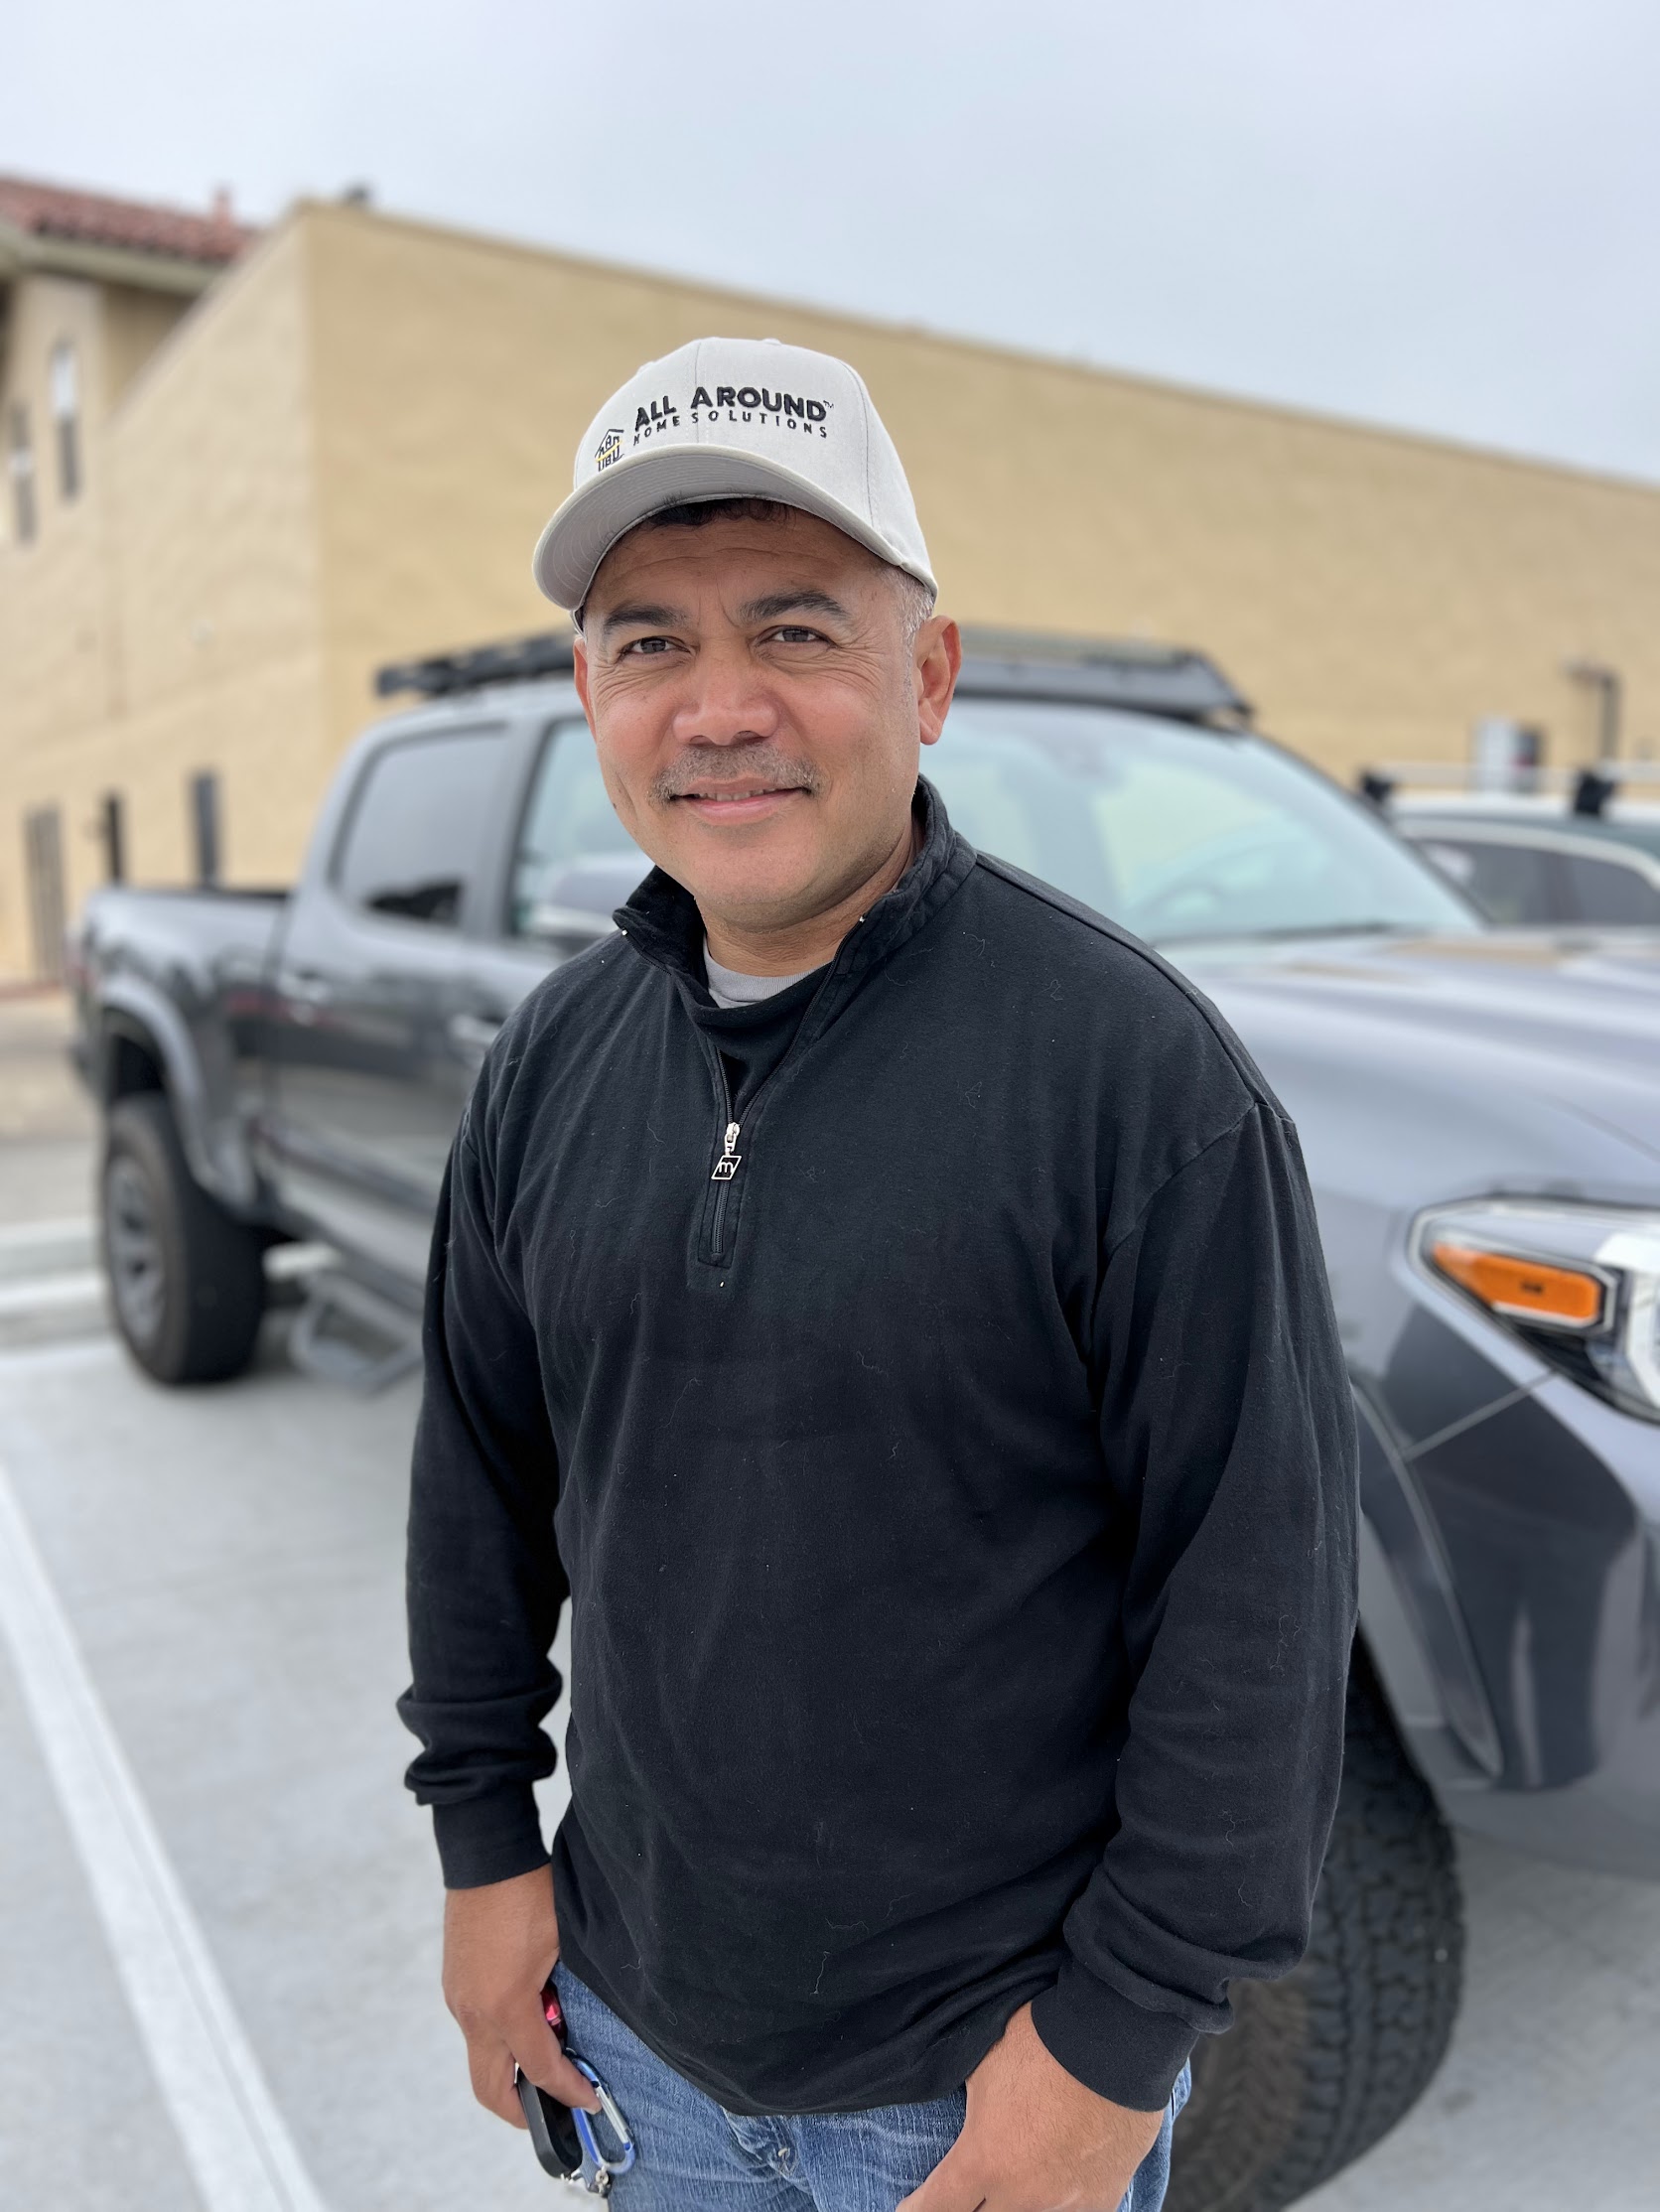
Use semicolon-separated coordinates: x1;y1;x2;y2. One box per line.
622;635;675;657
768;626;827;645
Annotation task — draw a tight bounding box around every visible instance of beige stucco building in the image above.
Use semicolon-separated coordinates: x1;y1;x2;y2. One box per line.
4;174;1660;982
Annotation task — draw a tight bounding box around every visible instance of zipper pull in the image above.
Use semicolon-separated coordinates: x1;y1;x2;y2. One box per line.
710;1121;743;1183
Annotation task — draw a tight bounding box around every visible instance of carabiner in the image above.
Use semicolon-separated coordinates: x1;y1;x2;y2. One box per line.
567;2055;637;2194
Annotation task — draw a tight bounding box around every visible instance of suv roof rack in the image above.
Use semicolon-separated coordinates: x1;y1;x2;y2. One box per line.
375;630;576;699
955;628;1250;726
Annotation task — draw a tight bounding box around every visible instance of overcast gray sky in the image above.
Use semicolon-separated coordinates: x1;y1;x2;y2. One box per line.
6;0;1658;482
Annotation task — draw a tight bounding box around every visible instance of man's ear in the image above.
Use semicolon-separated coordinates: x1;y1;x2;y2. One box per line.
571;632;600;738
915;618;961;751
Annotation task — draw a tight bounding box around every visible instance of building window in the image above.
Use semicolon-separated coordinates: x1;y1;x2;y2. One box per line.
23;806;67;980
7;404;37;544
51;342;81;501
99;791;127;885
189;770;222;887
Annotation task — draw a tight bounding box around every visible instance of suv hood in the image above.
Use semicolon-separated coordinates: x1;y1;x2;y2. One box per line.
1178;929;1660;1208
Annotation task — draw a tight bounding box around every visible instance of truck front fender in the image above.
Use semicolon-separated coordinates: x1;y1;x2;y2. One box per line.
1353;1386;1504;1790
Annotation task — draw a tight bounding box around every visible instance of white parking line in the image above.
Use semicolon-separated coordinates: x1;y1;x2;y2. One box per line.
0;1456;330;2212
0;1268;103;1313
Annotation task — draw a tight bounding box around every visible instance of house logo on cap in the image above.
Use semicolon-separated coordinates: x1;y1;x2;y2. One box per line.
594;427;625;473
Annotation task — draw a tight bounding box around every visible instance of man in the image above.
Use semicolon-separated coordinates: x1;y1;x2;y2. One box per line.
400;337;1357;2211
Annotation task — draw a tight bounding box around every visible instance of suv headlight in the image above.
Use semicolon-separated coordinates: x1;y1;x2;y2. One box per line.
1415;1200;1660;1424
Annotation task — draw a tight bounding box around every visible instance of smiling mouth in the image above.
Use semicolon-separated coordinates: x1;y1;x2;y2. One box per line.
672;783;807;811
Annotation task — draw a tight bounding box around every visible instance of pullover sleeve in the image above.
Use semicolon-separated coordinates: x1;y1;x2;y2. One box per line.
1031;1101;1358;2110
397;1111;568;1888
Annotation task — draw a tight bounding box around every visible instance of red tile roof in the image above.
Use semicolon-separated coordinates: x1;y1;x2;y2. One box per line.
0;175;257;266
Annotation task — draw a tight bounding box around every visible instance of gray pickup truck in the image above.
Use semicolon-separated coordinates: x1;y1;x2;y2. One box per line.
70;632;1660;2212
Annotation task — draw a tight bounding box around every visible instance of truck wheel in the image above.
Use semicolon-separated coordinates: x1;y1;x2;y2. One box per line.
101;1093;266;1384
1166;1649;1464;2212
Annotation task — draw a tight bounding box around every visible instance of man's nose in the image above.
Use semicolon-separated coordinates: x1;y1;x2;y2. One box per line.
670;639;782;748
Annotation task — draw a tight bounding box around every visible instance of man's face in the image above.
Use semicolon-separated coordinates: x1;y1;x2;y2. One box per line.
572;508;955;938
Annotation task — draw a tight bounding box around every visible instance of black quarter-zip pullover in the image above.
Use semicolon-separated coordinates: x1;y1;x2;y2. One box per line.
400;782;1358;2117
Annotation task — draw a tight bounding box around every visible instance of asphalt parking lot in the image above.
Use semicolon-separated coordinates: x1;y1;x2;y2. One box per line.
1;1001;1657;2212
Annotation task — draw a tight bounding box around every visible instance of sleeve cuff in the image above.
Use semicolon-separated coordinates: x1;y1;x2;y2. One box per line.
430;1787;550;1889
1030;1954;1197;2112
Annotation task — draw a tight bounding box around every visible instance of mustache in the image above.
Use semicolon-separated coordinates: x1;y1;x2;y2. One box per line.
651;741;826;805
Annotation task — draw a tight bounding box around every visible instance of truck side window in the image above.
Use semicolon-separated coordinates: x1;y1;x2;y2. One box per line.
336;728;506;927
1561;849;1660;927
1417;837;1557;925
510;720;647;940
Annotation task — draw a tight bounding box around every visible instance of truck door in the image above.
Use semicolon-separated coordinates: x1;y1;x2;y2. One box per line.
266;719;512;1284
453;713;650;1060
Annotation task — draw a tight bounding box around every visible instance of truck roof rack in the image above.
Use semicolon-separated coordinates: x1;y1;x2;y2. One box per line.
955;628;1250;726
374;631;577;699
371;622;1249;727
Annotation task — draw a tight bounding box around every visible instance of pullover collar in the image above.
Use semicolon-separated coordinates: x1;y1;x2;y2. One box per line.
613;777;976;1044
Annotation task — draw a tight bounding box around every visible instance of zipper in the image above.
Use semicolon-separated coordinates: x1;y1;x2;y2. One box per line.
697;1060;743;1267
702;1116;744;1264
692;929;862;1271
711;1121;742;1183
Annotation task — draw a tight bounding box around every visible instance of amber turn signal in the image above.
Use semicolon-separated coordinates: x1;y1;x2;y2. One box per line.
1429;1240;1605;1330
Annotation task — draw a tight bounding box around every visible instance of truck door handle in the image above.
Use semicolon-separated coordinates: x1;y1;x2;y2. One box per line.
281;970;336;1024
448;1012;503;1056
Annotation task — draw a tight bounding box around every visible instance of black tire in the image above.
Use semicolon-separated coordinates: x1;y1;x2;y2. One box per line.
1166;1649;1464;2212
101;1092;267;1384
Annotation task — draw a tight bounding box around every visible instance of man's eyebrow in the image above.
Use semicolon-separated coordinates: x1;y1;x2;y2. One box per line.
597;601;687;640
741;589;852;626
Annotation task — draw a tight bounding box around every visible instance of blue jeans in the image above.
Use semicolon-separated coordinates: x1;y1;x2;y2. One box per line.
554;1965;1190;2212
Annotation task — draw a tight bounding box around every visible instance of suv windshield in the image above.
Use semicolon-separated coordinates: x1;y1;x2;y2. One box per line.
928;700;1478;945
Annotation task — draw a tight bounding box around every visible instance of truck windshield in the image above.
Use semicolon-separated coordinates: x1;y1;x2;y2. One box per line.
928;700;1479;945
523;700;1478;948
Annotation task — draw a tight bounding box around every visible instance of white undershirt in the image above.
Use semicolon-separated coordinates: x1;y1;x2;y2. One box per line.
703;942;816;1010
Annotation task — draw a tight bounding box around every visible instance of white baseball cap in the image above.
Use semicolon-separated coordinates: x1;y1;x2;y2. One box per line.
532;336;936;612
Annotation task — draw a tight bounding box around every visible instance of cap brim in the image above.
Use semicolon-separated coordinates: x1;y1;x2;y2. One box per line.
532;447;935;609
